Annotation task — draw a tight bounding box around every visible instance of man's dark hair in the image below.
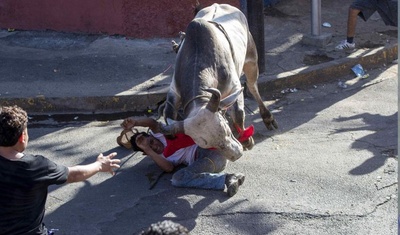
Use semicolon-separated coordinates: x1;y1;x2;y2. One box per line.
129;131;150;152
0;106;28;147
138;220;189;235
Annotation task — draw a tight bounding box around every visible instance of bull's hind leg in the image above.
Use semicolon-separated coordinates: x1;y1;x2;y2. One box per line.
243;34;278;130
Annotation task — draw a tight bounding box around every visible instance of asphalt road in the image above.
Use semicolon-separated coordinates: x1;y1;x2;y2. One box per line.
25;64;398;235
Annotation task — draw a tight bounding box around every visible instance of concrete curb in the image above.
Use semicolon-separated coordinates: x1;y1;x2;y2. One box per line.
1;43;397;115
258;43;398;95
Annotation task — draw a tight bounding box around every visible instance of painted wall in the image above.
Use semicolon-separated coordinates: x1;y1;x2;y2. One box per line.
0;0;239;38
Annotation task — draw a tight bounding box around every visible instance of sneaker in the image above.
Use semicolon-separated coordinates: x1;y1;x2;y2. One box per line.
225;173;245;197
335;40;355;50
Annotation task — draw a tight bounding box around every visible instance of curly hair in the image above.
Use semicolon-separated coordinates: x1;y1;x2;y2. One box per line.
138;220;189;235
0;106;28;147
129;130;150;152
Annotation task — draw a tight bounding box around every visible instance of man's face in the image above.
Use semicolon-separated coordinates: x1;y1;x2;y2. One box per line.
136;134;164;154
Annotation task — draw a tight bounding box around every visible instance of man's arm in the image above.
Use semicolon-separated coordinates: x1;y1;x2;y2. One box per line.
142;147;174;173
66;152;120;183
121;117;160;133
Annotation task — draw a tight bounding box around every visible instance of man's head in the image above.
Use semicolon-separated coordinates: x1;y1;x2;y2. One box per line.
0;105;28;147
129;131;165;154
129;131;150;152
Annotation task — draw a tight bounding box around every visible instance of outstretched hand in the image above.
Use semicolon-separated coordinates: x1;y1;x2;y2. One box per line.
97;152;120;175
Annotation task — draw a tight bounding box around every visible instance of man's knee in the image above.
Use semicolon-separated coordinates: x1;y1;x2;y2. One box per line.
171;170;191;187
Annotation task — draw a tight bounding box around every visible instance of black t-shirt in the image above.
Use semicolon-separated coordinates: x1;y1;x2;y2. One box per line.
0;154;68;235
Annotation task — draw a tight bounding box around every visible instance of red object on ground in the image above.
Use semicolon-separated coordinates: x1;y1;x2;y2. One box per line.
235;124;255;143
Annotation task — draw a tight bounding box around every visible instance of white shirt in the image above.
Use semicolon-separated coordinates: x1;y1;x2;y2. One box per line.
152;132;198;166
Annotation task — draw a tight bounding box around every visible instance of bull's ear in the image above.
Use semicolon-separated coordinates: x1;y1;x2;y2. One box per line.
205;88;221;113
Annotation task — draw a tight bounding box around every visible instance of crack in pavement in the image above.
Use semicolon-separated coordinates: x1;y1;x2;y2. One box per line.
375;181;398;191
198;210;369;221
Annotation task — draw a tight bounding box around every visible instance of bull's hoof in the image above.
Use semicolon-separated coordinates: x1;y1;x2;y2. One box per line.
241;136;254;150
264;117;278;130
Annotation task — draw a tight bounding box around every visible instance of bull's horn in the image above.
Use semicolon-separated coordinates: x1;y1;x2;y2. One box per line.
205;88;221;113
159;120;185;135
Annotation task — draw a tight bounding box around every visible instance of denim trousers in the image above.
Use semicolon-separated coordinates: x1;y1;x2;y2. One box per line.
171;147;228;190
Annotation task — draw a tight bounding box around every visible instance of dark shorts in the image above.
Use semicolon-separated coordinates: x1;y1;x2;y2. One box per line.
351;0;398;26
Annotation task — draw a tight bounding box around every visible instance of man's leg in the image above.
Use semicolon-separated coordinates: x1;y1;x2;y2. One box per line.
171;148;245;196
171;148;227;190
336;0;378;50
346;7;362;43
336;6;360;50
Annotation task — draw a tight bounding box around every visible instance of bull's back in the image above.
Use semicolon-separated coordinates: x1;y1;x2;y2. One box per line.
195;4;248;53
172;3;249;109
174;17;229;100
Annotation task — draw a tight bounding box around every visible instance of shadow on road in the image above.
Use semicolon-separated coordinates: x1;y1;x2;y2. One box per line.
333;112;398;175
44;144;279;234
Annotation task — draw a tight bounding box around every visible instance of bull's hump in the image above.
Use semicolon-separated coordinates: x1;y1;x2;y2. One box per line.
186;18;214;40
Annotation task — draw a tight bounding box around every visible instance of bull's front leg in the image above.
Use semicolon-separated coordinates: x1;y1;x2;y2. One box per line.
229;94;255;150
163;90;181;124
243;58;278;131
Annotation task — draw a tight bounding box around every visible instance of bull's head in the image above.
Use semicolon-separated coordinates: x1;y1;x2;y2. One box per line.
160;88;243;161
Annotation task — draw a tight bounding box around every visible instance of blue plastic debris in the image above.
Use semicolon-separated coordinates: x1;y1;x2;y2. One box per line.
351;64;369;78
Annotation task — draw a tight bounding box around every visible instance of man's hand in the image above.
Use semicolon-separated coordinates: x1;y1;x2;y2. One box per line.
67;152;121;183
135;134;150;151
97;152;121;175
121;118;136;130
121;117;161;133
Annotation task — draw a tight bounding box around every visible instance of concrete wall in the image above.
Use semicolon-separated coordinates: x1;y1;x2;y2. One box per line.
0;0;239;38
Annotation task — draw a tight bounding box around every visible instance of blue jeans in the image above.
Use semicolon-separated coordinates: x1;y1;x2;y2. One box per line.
171;148;228;190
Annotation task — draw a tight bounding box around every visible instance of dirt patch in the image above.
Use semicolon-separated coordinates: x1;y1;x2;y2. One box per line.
378;29;398;38
358;41;385;49
303;54;334;66
264;7;291;18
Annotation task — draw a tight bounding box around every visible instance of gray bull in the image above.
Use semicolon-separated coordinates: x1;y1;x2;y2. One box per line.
160;3;278;161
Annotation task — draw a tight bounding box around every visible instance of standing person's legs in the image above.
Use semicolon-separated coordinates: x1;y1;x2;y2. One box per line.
346;7;362;42
336;0;378;50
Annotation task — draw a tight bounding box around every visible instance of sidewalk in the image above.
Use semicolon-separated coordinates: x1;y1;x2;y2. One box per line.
0;0;397;114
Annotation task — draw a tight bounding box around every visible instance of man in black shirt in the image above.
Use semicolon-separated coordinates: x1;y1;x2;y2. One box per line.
0;105;121;235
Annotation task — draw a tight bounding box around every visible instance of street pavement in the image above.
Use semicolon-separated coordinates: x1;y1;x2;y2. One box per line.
0;0;397;114
0;0;398;234
26;64;398;234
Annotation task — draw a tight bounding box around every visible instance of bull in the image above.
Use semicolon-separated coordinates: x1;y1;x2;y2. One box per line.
159;3;278;161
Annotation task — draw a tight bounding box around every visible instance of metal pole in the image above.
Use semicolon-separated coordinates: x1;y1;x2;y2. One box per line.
247;0;265;73
311;0;321;36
